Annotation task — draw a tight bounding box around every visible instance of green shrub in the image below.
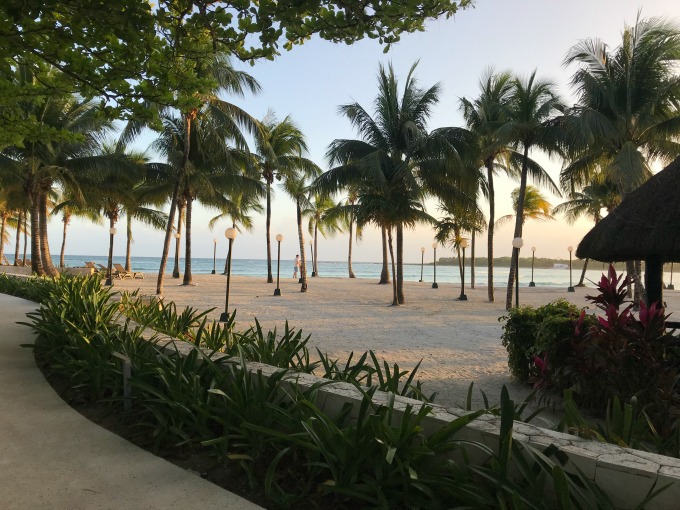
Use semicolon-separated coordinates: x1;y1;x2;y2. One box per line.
500;299;583;382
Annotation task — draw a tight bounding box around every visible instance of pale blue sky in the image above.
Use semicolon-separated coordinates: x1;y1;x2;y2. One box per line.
49;0;678;264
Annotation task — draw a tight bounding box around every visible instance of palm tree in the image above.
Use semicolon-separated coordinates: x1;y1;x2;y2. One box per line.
323;187;363;278
306;193;344;277
149;53;260;295
0;91;113;276
254;112;313;283
561;16;680;301
499;72;564;310
552;177;620;286
53;191;102;268
320;62;447;304
495;185;556;228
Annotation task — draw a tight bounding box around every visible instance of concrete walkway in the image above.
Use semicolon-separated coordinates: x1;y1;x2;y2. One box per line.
0;293;262;510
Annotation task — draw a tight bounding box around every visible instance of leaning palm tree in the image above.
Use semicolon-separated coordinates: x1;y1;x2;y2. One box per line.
552;177;620;286
498;72;564;310
319;61;449;304
561;16;680;302
52;190;102;268
306;193;344;277
148;53;260;295
254;112;313;283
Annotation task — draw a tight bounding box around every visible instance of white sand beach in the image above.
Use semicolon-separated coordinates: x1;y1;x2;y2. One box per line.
112;274;680;411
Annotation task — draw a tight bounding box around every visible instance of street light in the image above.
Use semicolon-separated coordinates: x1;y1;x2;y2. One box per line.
529;247;536;287
172;232;181;278
419;247;425;282
105;226;117;286
211;238;217;274
432;242;439;289
309;239;316;277
219;228;237;322
512;237;523;307
274;233;283;296
458;239;468;301
567;246;575;292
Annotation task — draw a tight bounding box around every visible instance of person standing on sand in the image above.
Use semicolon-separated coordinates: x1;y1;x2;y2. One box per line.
293;254;300;278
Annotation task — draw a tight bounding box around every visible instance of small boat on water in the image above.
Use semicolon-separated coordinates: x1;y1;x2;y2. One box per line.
553;263;568;269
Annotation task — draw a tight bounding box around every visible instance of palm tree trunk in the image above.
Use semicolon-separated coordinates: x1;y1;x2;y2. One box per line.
506;145;530;310
157;179;180;295
0;213;6;263
22;213;28;266
297;197;307;292
183;195;193;285
59;214;69;269
107;216;115;283
348;217;356;278
265;179;273;283
313;223;319;276
396;224;404;304
471;231;476;289
626;260;634;298
173;203;184;278
633;259;645;307
38;189;59;277
576;258;589;286
157;112;195;295
125;214;132;272
380;226;390;284
387;227;398;306
28;189;43;275
13;211;22;265
486;159;495;302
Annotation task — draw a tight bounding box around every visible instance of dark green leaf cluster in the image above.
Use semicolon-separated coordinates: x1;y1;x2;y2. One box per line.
2;273;632;508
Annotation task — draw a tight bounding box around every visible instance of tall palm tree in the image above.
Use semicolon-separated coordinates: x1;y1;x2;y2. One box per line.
499;72;564;310
306;193;344;277
149;53;260;295
254;112;313;283
322;187;363;278
0;91;113;276
320;62;447;304
561;16;680;302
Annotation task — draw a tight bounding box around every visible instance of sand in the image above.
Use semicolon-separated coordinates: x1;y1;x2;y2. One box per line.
111;273;680;412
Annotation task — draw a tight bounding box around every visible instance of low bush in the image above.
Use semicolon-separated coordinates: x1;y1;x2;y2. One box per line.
4;273;631;508
500;299;587;382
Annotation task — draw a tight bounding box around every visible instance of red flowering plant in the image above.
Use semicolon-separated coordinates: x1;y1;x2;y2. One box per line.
559;265;680;431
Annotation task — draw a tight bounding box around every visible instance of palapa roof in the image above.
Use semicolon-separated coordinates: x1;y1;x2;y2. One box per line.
577;155;680;263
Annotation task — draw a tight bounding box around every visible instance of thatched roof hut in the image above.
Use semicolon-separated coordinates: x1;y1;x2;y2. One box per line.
577;154;680;307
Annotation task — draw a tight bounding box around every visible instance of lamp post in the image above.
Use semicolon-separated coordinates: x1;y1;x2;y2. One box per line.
105;226;116;286
211;238;217;274
219;228;237;322
458;239;468;301
309;239;316;277
274;234;283;296
567;246;575;292
432;242;439;289
512;237;523;307
419;247;425;282
669;263;675;290
172;232;181;278
529;247;536;287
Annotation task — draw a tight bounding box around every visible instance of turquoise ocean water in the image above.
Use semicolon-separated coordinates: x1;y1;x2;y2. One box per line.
51;255;674;288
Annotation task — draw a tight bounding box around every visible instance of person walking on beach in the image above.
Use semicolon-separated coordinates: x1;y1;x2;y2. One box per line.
293;254;300;278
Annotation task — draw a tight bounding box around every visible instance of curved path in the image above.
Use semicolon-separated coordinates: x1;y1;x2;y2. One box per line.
0;293;261;510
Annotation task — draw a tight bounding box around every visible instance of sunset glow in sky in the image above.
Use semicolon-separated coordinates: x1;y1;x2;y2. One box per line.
48;0;679;264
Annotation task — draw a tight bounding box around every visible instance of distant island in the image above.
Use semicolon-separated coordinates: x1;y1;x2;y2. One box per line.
426;257;664;271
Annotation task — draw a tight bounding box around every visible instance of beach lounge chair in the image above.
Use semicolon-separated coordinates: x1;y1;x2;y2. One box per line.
85;261;100;273
96;263;117;278
1;254;9;266
114;263;144;279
